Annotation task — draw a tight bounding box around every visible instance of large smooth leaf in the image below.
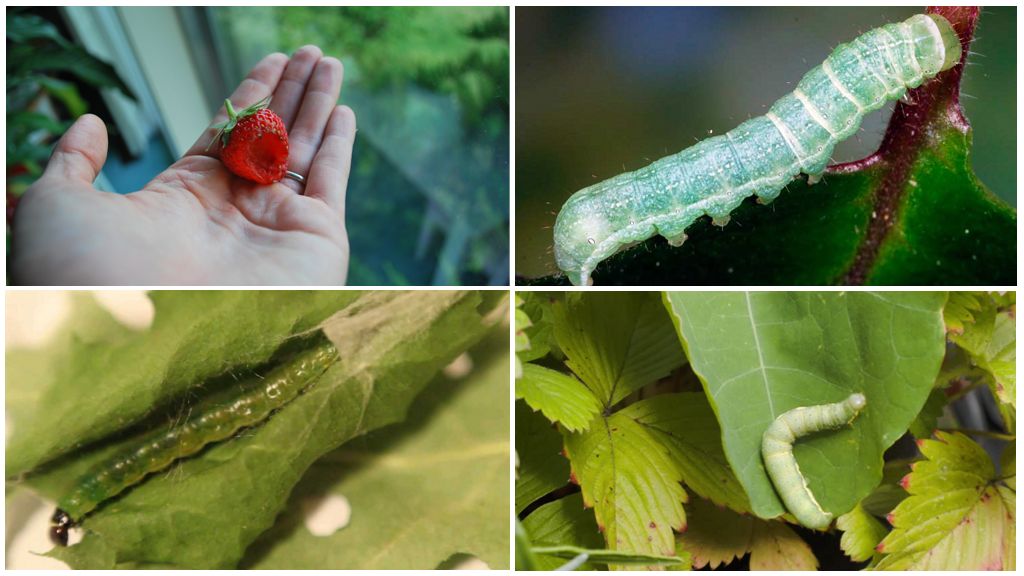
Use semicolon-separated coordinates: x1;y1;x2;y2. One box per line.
663;292;947;520
12;291;503;568
874;431;1015;570
520;7;1014;286
241;328;509;569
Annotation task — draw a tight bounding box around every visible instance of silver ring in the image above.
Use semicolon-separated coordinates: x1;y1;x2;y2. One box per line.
284;170;306;185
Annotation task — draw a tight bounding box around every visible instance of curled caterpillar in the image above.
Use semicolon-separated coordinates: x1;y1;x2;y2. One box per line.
761;393;866;530
49;339;338;546
553;13;962;286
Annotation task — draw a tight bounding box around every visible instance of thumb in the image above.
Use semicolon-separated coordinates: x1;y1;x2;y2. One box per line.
45;114;109;184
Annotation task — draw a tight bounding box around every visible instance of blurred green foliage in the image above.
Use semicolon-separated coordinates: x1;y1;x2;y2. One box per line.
215;7;510;285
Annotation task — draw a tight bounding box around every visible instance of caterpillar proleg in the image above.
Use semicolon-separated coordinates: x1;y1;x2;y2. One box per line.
761;393;866;530
553;13;962;286
49;339;339;546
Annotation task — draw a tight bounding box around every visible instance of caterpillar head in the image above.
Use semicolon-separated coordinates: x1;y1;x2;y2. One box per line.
908;14;962;76
553;191;615;286
50;508;73;546
847;393;867;411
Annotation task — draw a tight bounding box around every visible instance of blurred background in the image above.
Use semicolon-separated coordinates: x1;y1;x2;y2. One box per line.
515;7;1016;278
7;6;509;286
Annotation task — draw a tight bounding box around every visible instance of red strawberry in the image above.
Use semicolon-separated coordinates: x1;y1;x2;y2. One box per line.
212;97;288;184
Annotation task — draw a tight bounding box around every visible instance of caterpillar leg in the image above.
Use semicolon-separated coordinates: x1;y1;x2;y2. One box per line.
665;232;688;247
806;172;824;185
50;508;74;546
711;215;731;227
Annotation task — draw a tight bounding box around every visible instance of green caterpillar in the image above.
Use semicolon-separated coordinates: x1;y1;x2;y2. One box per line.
553;13;962;286
49;339;339;546
761;393;866;530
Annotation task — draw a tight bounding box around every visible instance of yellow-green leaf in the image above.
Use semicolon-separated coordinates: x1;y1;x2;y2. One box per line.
836;503;887;563
516;363;601;432
563;406;687;567
874;431;1014;570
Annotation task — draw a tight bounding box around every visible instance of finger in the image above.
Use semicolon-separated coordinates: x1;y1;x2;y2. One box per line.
283;57;344;189
304;105;356;215
268;45;323;130
186;52;288;157
44;114;108;184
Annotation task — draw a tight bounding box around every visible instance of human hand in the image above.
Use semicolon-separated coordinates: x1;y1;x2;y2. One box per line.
12;46;356;285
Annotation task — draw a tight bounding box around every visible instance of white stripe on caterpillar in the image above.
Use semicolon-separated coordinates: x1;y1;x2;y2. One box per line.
761;393;866;530
552;13;962;286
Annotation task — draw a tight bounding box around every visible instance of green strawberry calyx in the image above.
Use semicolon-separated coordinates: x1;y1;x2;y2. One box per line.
207;96;273;151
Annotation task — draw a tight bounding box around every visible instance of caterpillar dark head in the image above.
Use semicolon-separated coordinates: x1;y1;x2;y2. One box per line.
49;508;73;546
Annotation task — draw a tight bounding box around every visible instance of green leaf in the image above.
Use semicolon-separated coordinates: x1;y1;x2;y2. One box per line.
678;496;817;570
555;292;686;407
10;43;135;99
874;431;1015;570
516;364;601;432
521;493;606;570
17;291;503;568
908;388;947;439
748;520;818;570
518;292;559;362
239;328;509;569
515;399;570;515
532;544;685;567
515;295;532;379
947;292;1016;412
626;392;750;513
663;292;947;520
836;503;887;563
563;399;688;565
520;8;1014;287
7;291;363;476
6;13;72;47
1001;442;1015;492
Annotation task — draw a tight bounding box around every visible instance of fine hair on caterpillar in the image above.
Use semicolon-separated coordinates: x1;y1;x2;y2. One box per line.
48;337;339;546
552;13;962;285
761;393;867;530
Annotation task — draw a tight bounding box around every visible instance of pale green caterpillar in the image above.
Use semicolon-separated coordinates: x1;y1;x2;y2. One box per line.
49;339;339;546
761;393;866;530
553;13;962;285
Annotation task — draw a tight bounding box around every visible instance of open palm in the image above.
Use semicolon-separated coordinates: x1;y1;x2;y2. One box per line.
12;46;356;285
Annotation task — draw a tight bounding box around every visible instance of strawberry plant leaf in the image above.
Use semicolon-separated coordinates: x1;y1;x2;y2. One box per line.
554;292;686;407
874;431;1015;570
520;7;1014;286
515;295;531;378
563;399;688;565
946;292;1016;412
240;328;509;569
627;392;750;514
521;493;607;571
515;399;571;515
16;291;503;569
836;503;887;563
748;519;819;570
663;292;947;520
516;364;601;433
678;496;817;570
